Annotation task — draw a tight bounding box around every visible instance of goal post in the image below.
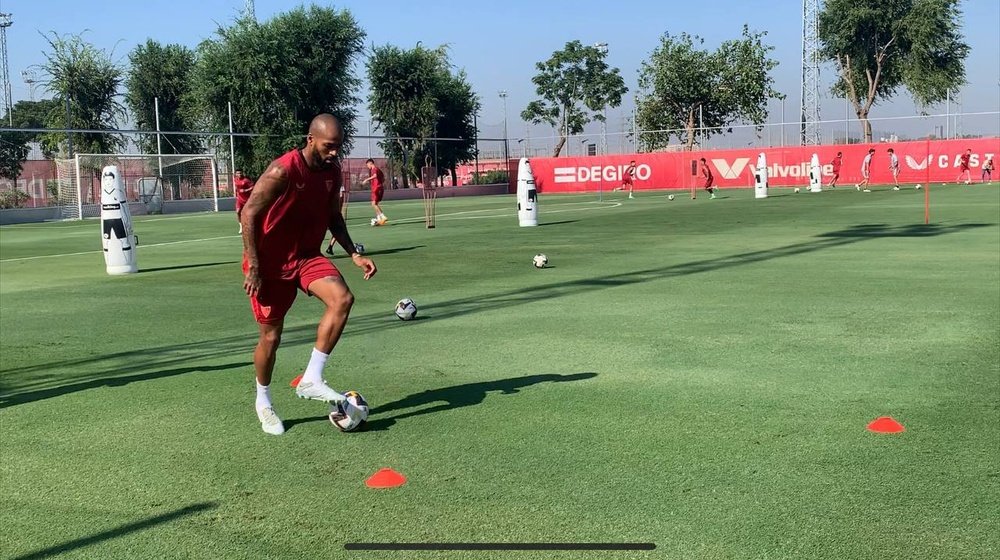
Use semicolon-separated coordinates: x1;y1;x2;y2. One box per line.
55;153;220;220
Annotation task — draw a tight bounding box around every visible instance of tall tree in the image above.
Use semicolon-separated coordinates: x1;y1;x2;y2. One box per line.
190;7;365;176
636;27;781;151
367;44;479;187
125;40;200;154
819;0;969;142
38;32;126;157
0;99;59;180
521;41;627;157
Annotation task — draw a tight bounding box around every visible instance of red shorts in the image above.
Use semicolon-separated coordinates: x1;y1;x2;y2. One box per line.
243;256;341;325
371;187;384;203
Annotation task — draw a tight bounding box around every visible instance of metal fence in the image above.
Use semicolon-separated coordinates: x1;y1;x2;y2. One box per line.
2;111;997;209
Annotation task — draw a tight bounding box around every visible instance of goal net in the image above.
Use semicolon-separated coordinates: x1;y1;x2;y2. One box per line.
55;154;219;219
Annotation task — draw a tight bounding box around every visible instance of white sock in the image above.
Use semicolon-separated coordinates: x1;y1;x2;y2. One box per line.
256;381;272;410
301;348;329;385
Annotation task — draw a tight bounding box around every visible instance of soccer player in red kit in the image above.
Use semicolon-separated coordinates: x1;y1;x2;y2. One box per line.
699;158;717;199
240;114;377;435
957;148;972;184
233;169;254;234
620;160;636;199
827;152;842;188
361;158;387;225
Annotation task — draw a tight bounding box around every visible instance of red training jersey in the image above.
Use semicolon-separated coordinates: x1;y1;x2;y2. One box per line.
251;149;341;278
960;153;971;169
700;163;713;179
831;156;842;173
370;167;384;190
234;177;254;214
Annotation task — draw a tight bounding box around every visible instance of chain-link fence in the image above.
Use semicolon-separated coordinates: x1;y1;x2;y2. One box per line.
2;111;997;210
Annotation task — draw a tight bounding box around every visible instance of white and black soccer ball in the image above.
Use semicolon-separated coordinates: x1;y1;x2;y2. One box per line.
532;254;548;268
329;390;369;432
395;298;417;321
668;194;675;201
354;243;365;255
794;187;800;193
370;218;378;226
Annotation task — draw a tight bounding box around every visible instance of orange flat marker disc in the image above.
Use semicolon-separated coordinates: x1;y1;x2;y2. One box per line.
366;468;406;488
867;416;905;433
290;374;303;388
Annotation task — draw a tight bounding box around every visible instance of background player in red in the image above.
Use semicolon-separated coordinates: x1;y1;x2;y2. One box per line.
240;114;377;435
618;160;636;199
699;158;717;199
233;169;254;233
957;148;972;184
361;158;387;225
827;152;843;188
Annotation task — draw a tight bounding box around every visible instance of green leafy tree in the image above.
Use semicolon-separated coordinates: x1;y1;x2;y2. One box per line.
636;27;781;151
190;7;365;176
819;0;969;142
521;41;627;157
38;32;126;157
1;99;59;180
125;40;200;154
367;44;479;187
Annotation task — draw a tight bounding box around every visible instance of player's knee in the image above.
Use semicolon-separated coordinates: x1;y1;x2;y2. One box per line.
258;326;283;350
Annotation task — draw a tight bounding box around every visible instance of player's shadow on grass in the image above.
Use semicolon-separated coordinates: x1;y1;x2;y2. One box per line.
355;245;425;257
9;502;217;560
282;373;597;432
0;362;248;408
362;372;597;432
538;220;579;227
140;261;240;273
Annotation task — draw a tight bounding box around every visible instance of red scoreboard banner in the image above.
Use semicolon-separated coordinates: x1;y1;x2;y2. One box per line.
516;137;1000;192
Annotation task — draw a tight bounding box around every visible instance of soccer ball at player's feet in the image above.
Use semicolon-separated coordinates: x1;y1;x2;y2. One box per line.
354;243;365;255
794;188;800;193
668;194;675;201
915;184;922;190
395;298;418;321
533;254;548;268
370;218;378;226
329;390;369;432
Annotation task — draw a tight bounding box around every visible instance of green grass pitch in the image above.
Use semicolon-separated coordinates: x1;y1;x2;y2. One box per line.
1;183;998;559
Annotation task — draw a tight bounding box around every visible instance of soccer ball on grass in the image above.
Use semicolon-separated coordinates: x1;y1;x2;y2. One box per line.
532;254;548;268
329;390;369;432
668;194;675;201
395;298;418;321
793;187;800;193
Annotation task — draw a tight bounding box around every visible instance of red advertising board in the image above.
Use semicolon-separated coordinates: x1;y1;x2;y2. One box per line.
515;138;1000;193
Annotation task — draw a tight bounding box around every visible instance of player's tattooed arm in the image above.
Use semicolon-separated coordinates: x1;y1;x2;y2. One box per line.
241;163;288;296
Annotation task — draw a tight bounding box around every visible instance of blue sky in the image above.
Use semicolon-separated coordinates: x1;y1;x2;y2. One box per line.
3;0;999;140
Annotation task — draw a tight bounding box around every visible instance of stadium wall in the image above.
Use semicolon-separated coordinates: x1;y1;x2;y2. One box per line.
515;137;1000;193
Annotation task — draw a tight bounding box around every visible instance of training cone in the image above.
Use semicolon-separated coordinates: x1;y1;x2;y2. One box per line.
867;416;905;433
289;374;303;388
366;468;407;489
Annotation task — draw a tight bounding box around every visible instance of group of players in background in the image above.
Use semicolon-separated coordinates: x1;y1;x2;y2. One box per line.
615;147;994;197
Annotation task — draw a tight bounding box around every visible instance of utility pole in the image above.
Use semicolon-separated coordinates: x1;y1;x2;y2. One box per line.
499;90;509;165
800;0;821;145
0;13;13;126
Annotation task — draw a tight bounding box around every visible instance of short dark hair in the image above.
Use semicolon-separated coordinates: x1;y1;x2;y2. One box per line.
629;160;636;164
887;148;894;153
836;152;842;156
365;158;375;164
700;157;706;163
235;169;243;173
868;148;875;153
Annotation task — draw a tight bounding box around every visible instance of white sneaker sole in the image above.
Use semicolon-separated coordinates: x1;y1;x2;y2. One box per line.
295;381;345;404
